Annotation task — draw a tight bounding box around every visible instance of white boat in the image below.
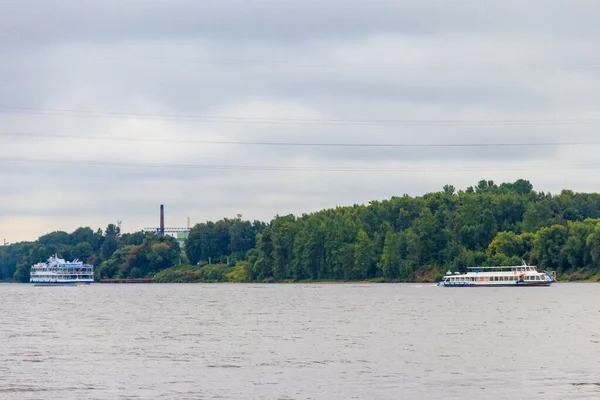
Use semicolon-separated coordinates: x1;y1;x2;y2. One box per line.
30;255;94;286
438;263;555;287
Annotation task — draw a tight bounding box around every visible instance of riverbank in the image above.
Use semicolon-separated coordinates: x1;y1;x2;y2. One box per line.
3;265;600;284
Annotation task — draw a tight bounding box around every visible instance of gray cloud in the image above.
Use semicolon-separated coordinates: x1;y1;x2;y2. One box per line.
1;0;600;241
2;1;599;47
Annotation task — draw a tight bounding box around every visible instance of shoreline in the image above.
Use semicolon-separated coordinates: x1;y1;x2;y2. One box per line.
3;280;597;285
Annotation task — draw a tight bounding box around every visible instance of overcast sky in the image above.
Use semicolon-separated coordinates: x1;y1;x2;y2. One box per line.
1;0;600;242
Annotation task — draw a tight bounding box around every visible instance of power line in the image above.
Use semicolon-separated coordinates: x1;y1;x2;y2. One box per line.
10;52;600;70
1;105;599;126
2;131;600;148
1;157;600;172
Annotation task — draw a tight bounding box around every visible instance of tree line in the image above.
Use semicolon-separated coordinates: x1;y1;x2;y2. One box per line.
3;179;600;282
0;224;180;282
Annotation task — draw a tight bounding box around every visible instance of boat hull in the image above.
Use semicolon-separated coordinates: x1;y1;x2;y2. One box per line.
32;281;93;286
439;282;552;287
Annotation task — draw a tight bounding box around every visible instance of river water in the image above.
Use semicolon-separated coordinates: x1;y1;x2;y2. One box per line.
0;283;599;399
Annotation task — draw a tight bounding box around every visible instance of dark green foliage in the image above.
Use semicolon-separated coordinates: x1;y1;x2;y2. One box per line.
154;266;204;283
101;236;180;279
185;218;265;265
154;264;232;283
13;263;31;283
6;178;600;283
71;242;93;263
1;223;181;282
238;179;600;281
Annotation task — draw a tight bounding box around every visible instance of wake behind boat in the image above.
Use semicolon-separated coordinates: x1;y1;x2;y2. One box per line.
30;255;94;286
438;263;555;287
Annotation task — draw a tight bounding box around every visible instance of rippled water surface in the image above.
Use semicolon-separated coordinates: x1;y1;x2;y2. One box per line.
1;283;599;399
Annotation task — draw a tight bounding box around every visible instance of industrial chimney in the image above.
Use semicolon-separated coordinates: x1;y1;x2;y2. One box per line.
160;204;165;235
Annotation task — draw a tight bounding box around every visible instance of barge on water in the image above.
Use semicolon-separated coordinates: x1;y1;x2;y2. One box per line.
438;263;556;287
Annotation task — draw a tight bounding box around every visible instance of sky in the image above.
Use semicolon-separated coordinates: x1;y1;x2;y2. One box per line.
1;0;600;242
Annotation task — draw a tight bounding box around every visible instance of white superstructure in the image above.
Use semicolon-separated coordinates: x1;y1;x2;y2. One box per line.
438;263;555;287
30;255;94;285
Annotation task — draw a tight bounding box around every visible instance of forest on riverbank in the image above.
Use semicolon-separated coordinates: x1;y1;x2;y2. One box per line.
3;179;600;283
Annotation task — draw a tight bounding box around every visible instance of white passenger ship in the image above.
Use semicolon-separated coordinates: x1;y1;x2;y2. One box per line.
30;255;94;286
438;263;555;287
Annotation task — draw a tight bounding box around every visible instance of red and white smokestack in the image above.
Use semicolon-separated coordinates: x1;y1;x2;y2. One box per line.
160;204;165;235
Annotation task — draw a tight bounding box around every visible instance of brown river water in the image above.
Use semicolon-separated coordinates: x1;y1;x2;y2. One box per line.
1;283;599;399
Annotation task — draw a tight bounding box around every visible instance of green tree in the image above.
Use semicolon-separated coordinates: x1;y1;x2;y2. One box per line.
586;222;600;266
13;263;30;283
72;242;93;262
523;201;555;232
563;220;595;270
254;228;274;281
487;231;524;264
533;225;568;272
353;229;374;280
380;231;401;279
408;208;442;265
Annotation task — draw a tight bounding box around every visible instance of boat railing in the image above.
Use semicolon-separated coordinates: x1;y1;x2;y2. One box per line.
467;265;539;271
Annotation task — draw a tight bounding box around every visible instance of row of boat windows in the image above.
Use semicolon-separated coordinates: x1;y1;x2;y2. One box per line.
32;278;93;282
445;275;546;282
31;268;92;272
33;275;93;278
31;271;94;276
